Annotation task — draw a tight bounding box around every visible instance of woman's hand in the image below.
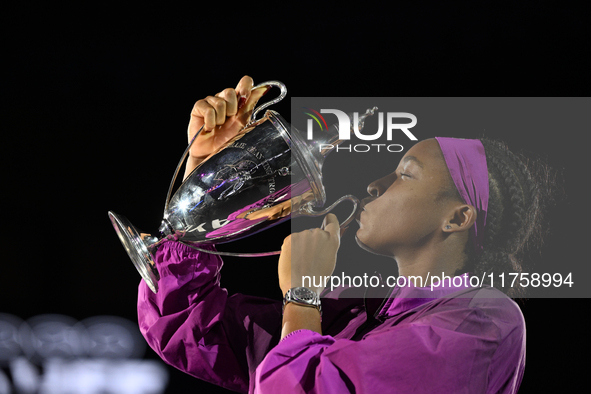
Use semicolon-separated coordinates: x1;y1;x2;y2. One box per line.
279;214;341;339
183;75;268;180
278;214;341;296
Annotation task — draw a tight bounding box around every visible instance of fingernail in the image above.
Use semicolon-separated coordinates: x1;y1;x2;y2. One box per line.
262;87;271;96
238;96;247;110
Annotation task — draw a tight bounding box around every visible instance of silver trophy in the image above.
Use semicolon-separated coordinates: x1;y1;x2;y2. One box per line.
108;81;377;293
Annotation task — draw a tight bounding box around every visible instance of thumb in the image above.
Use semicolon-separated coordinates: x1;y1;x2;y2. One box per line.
235;75;254;108
322;213;341;240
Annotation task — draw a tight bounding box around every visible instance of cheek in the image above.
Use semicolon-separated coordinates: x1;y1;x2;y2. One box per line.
372;197;435;241
356;201;400;245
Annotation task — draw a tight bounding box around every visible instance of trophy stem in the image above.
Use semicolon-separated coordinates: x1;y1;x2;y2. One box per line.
108;211;160;293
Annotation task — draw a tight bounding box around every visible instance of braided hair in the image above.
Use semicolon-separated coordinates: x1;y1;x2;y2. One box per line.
461;138;554;298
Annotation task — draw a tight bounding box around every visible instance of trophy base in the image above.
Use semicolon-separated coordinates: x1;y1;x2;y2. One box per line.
108;211;160;293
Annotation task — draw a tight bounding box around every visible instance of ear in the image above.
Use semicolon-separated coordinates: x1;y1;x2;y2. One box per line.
442;204;477;233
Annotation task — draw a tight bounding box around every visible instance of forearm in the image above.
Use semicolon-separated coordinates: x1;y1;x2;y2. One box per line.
137;242;249;391
280;302;322;339
138;241;288;392
277;214;339;341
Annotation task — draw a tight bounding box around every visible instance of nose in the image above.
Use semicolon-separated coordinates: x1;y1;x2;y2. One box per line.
367;172;396;197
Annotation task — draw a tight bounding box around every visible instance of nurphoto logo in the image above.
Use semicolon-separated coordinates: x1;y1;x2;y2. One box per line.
303;108;418;153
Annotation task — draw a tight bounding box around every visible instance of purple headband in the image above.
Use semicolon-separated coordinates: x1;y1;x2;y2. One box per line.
434;137;489;254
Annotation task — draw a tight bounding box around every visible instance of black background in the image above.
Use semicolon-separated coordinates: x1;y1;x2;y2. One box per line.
3;3;589;393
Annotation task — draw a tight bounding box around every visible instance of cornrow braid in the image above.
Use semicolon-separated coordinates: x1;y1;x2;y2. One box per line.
464;138;551;298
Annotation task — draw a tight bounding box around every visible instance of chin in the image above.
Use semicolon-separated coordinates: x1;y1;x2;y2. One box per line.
354;233;393;257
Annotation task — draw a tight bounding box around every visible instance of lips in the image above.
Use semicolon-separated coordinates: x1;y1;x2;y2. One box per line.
356;197;376;223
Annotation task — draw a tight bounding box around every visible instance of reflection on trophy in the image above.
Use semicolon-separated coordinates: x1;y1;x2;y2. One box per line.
108;81;377;293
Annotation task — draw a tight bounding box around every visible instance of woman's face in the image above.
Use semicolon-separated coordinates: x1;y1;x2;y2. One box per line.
355;139;459;257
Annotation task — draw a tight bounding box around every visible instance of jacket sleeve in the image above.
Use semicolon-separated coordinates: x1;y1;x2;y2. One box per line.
254;299;526;394
137;241;282;393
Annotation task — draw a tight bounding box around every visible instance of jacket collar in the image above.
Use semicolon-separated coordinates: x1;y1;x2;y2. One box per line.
378;273;472;317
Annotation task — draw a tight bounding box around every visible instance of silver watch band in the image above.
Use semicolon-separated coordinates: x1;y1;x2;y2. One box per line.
282;287;322;317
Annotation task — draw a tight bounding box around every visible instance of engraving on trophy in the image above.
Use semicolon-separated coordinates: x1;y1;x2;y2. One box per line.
214;160;257;200
224;141;277;195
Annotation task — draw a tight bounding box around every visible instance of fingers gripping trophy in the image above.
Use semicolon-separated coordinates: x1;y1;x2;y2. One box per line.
108;76;377;293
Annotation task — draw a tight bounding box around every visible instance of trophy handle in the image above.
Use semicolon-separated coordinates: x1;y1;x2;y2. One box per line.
248;81;287;125
297;195;360;229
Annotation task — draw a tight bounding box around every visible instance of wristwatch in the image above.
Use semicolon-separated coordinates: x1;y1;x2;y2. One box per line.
282;287;322;317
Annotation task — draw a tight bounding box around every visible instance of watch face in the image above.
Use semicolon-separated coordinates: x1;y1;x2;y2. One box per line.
293;287;316;301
